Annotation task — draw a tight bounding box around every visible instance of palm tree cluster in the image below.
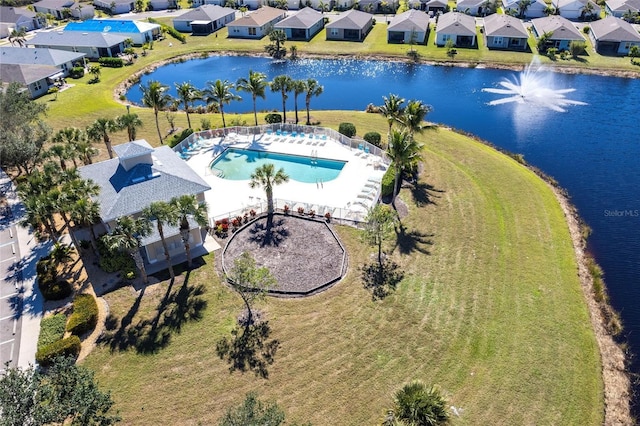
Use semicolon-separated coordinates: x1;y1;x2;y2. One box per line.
379;94;433;205
383;381;450;426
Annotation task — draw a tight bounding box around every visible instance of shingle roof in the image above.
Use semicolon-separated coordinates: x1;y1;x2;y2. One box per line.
274;7;322;29
33;0;78;9
388;9;429;32
483;14;528;38
605;0;640;12
326;9;373;30
113;139;155;159
590;16;640;42
0;6;36;22
457;0;484;8
64;19;159;34
531;15;584;40
0;63;58;85
426;0;448;7
0;46;85;66
175;4;235;22
227;6;285;27
78;141;211;221
552;0;598;8
29;31;127;48
435;12;476;36
502;0;546;8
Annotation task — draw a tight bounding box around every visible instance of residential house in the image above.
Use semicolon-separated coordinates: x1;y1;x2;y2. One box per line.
456;0;495;16
173;5;236;34
0;6;44;39
29;31;127;58
325;9;373;41
604;0;640;18
589;15;640;54
274;7;324;41
531;15;585;49
92;0;134;15
387;9;430;43
552;0;600;19
435;11;476;46
227;6;286;38
190;0;223;6
332;0;357;9
424;0;448;14
0;46;85;77
33;0;95;20
78;140;211;266
148;0;177;10
501;0;547;18
483;13;529;50
64;19;161;45
0;63;58;98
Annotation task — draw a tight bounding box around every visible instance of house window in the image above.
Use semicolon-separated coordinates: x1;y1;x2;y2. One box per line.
249;27;256;35
330;28;338;36
442;34;451;41
494;36;503;45
33;80;43;91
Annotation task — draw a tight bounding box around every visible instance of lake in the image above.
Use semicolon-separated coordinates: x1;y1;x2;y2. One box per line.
127;55;640;410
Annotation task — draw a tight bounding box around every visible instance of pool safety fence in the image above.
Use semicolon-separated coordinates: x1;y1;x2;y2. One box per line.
174;124;390;165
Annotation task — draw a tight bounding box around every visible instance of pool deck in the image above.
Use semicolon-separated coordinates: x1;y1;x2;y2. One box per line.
181;132;387;223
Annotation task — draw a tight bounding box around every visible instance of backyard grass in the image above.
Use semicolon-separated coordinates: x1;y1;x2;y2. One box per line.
81;124;603;425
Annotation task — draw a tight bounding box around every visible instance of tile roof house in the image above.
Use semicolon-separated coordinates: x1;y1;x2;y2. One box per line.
501;0;547;18
0;46;85;77
604;0;640;18
0;6;45;39
552;0;600;19
456;0;494;15
173;5;236;34
92;0;134;15
589;16;640;54
531;15;584;50
0;63;59;98
274;7;324;41
33;0;95;20
387;9;430;44
227;6;286;39
29;30;127;58
325;9;374;41
64;19;161;45
78;140;211;265
435;11;477;46
424;0;448;13
483;13;529;50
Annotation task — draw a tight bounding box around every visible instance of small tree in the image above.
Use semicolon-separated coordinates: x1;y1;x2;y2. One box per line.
218;392;285;426
384;381;449;426
88;65;101;82
338;122;356;138
630;45;640;64
265;29;287;59
249;163;289;230
569;40;587;58
227;252;276;329
445;39;456;58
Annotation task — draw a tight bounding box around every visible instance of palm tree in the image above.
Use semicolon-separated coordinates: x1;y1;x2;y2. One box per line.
116;113;143;141
265;29;287;59
87;118;119;159
71;198;101;252
140;80;173;144
291;79;306;124
52;127;89;167
236;70;268;126
170;195;208;269
103;216;152;284
384;381;449;426
401;99;433;136
304;78;323;125
21;193;57;239
141;201;179;280
175;82;201;130
270;75;293;124
8;28;26;47
387;129;424;206
74;139;99;165
249;163;289;229
203;79;240;128
44;144;71;171
379;94;406;145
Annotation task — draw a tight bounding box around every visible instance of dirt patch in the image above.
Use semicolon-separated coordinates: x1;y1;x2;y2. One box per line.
221;214;347;296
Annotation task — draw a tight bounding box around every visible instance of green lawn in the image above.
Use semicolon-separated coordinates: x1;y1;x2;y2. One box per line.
82;123;602;425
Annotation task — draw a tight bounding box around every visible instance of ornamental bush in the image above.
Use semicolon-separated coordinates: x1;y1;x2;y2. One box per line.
66;294;99;336
69;66;84;79
36;335;81;367
338;122;356;138
265;113;282;124
98;57;124;68
97;236;136;275
364;131;382;148
168;128;194;147
37;313;67;350
381;163;396;198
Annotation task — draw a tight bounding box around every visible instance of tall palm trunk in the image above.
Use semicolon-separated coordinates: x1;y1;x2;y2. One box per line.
185;102;192;129
180;218;192;268
252;96;258;126
157;222;175;280
220;105;226;128
131;249;148;284
392;163;401;207
154;109;163;144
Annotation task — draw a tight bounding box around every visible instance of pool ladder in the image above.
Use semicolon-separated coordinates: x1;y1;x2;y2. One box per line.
310;149;318;166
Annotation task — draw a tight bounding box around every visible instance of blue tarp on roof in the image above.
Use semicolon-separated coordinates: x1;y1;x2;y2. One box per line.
65;19;141;34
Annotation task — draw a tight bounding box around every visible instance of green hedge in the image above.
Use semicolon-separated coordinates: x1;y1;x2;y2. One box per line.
338;122;356;138
36;335;81;367
381;163;396;198
363;131;382;148
66;294;99;336
168;128;194;148
37;313;67;350
148;18;186;43
98;57;124;68
69;67;84;79
37;257;72;301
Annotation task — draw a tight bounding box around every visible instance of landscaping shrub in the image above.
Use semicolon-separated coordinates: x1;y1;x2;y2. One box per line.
98;57;124;68
66;294;99;336
36;336;81;367
97;236;136;275
148;18;186;43
381;163;396;198
265;113;282;124
37;257;73;301
69;66;84;79
168;128;194;148
37;313;67;350
338;122;356;138
364;131;382;148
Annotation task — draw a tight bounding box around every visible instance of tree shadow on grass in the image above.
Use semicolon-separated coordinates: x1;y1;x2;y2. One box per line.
361;259;405;301
248;217;290;247
410;181;445;207
393;225;434;256
216;320;280;379
100;272;207;354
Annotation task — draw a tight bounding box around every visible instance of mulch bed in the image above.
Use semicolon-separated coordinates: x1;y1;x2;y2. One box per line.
222;214;347;296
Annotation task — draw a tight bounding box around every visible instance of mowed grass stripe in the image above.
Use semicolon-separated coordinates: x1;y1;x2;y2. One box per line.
82;126;601;425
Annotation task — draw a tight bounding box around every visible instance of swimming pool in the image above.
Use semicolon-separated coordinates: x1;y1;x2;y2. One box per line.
210;148;346;183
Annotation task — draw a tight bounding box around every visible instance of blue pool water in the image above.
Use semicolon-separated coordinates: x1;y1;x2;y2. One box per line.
210;148;345;183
